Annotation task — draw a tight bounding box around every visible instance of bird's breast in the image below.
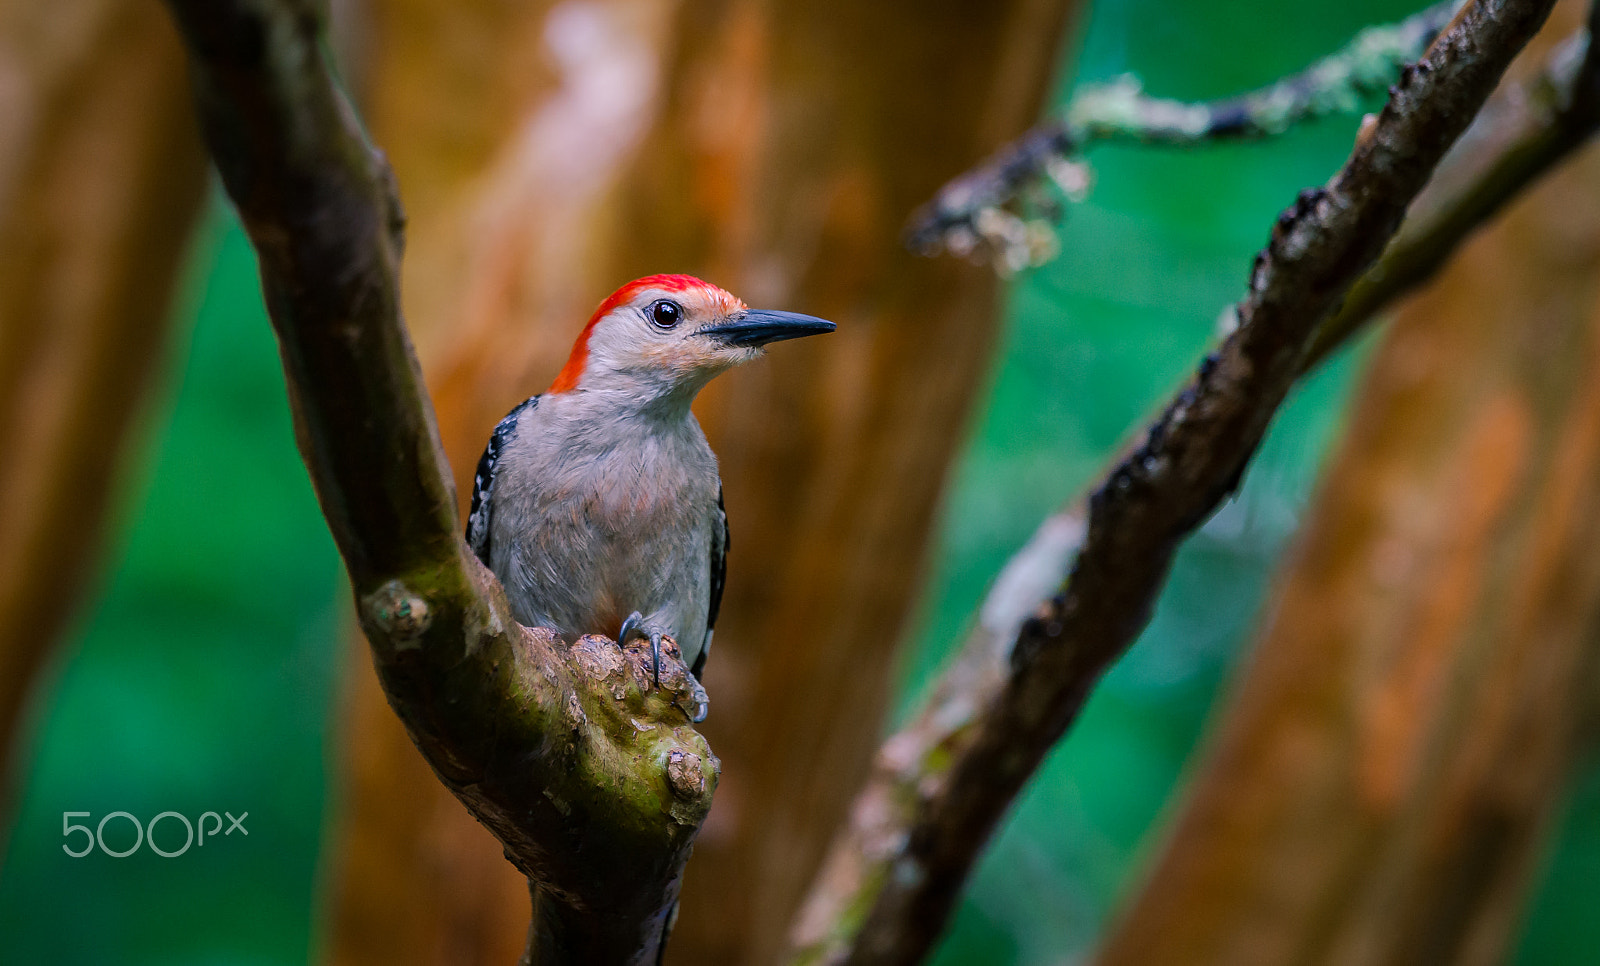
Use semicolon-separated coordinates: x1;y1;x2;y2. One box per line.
494;413;718;651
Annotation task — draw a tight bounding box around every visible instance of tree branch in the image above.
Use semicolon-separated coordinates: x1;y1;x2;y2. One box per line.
161;2;716;963
906;0;1460;270
789;2;1560;963
1304;17;1600;369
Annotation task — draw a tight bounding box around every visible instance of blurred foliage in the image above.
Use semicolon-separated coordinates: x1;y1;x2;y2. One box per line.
2;1;1599;964
0;204;345;964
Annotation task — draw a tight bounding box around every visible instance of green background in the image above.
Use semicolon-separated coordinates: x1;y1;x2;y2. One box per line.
3;1;1596;963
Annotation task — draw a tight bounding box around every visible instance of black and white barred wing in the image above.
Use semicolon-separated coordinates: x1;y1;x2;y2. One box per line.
465;395;539;566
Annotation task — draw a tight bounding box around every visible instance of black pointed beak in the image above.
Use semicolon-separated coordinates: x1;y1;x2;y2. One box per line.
699;309;836;347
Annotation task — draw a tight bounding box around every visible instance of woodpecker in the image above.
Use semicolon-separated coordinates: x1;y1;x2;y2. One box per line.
465;274;835;721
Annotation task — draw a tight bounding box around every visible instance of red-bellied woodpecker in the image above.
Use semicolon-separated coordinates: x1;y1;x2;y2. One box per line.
466;274;835;721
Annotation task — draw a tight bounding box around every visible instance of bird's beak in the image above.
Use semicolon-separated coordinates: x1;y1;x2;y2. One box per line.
698;309;836;347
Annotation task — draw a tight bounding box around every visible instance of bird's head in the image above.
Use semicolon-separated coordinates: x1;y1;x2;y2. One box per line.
548;274;835;407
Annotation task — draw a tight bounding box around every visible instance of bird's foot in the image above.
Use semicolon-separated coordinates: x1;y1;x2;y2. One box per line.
619;611;664;685
683;673;709;724
618;611;709;722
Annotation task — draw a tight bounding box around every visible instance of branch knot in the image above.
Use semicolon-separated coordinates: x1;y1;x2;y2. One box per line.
361;580;432;648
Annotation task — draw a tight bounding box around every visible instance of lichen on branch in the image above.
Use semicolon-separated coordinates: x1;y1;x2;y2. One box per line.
908;0;1462;272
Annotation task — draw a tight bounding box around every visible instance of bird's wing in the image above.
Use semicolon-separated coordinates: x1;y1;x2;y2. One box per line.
465;395;540;566
697;486;729;679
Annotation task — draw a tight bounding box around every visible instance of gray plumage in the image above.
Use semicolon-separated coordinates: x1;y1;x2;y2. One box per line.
468;389;726;675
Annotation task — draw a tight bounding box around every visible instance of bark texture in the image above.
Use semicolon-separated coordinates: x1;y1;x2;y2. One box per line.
1094;17;1600;963
0;0;206;809
1306;1;1600;368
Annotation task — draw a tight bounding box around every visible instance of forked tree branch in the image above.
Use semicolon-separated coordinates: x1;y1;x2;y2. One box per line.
161;2;716;963
790;1;1561;963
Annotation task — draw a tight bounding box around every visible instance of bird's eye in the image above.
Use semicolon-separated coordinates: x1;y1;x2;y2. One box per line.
649;300;683;329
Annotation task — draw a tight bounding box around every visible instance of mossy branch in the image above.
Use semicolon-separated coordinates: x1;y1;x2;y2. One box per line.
160;2;715;962
791;1;1561;963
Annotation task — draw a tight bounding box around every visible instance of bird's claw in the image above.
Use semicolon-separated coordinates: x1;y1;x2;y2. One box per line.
683;675;709;724
618;611;664;686
619;611;647;643
619;611;709;721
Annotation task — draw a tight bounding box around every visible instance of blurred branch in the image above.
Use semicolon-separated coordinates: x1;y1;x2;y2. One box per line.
790;1;1559;963
161;1;716;962
906;0;1460;271
0;0;205;836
